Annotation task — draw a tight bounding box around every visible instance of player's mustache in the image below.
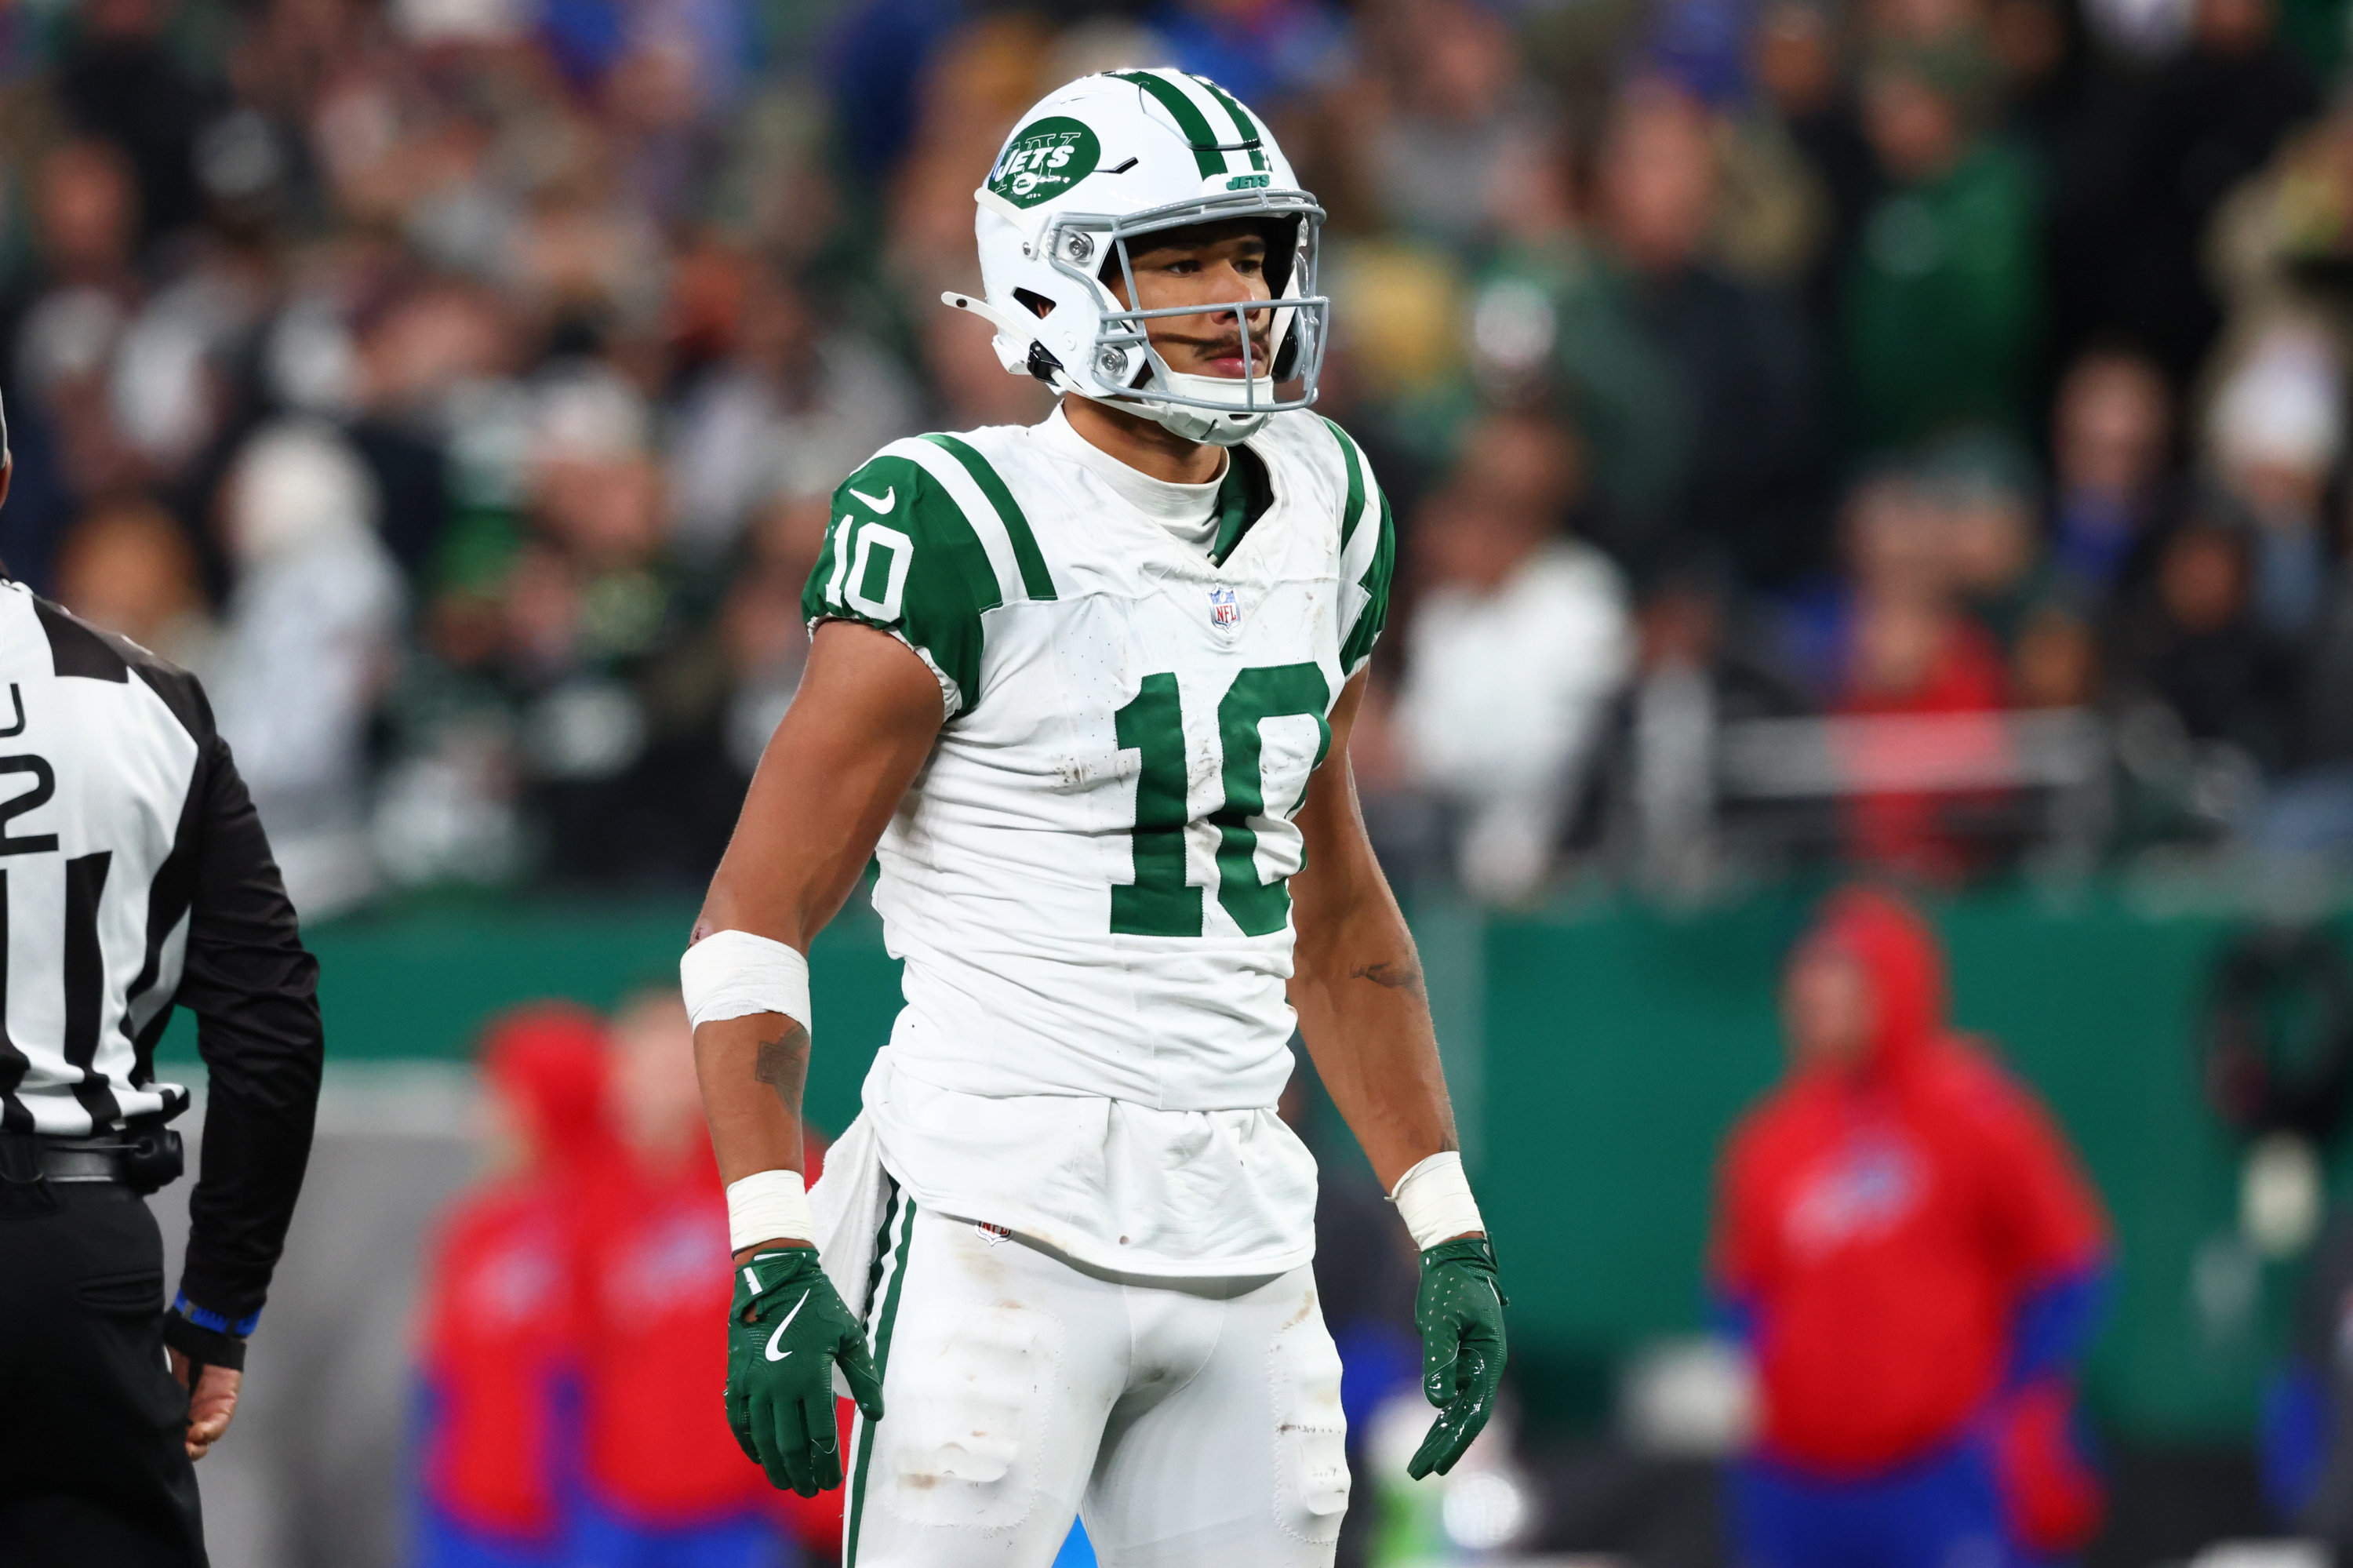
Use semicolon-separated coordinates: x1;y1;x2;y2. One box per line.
1165;318;1275;366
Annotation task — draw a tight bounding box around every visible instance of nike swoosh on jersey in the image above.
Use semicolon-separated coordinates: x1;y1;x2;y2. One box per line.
764;1290;812;1361
848;486;896;513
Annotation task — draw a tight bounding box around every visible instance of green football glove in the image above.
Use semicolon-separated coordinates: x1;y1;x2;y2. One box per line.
1409;1236;1508;1479
726;1246;886;1497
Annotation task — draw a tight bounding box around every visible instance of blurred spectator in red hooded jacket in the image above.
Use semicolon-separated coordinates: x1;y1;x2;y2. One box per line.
1833;473;2015;880
412;1004;616;1568
573;984;842;1566
1712;888;2110;1568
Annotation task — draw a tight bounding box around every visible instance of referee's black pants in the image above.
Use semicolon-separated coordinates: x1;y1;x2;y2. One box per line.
0;1181;208;1566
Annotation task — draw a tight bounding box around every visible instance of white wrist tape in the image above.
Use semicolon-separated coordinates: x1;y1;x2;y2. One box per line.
680;930;811;1037
727;1169;817;1253
1388;1151;1486;1250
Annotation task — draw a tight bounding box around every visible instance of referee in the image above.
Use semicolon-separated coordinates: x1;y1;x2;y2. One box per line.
0;393;325;1566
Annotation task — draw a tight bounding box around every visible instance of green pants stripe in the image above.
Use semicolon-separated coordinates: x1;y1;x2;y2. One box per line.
844;1184;915;1566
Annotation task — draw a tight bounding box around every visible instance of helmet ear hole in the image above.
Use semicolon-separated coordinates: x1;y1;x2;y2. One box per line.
1272;328;1300;382
1264;216;1304;299
1013;288;1056;318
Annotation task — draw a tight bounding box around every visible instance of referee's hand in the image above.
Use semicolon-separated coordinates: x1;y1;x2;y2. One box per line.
167;1351;242;1461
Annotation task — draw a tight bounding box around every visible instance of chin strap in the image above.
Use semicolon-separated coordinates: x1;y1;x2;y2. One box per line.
941;290;1276;444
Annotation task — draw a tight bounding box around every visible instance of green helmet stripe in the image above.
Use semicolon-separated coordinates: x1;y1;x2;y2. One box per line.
1191;77;1270;173
1115;70;1228;178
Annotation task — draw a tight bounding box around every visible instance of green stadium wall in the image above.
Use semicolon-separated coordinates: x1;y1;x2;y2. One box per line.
157;887;2317;1442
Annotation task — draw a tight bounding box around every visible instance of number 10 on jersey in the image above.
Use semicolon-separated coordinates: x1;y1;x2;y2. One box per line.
1111;663;1330;940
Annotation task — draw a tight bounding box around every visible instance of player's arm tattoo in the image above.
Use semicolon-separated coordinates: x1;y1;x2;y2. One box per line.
1349;958;1427;999
750;1022;809;1112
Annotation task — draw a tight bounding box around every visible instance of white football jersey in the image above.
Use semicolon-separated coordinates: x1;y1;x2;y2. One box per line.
804;403;1394;1275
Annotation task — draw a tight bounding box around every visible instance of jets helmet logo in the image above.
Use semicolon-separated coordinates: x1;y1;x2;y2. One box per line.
987;116;1102;209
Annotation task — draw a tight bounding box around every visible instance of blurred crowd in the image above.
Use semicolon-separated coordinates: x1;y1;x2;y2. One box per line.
19;0;2353;910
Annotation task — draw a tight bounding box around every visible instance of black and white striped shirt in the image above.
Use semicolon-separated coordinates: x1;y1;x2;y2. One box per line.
0;582;322;1323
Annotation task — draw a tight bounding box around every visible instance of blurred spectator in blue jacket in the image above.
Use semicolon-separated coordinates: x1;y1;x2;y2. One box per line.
2046;347;2174;606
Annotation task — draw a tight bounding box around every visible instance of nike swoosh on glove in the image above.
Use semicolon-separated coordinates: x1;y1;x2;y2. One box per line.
726;1247;886;1497
1410;1236;1508;1479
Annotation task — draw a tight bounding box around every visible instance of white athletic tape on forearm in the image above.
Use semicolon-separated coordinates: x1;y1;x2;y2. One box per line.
1388;1151;1486;1250
680;930;811;1037
728;1168;818;1253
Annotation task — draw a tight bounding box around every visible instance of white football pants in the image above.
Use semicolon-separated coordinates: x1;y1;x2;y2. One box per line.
843;1190;1351;1566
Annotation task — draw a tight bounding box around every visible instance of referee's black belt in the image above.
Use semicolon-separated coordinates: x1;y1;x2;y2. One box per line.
0;1126;184;1191
31;1138;139;1183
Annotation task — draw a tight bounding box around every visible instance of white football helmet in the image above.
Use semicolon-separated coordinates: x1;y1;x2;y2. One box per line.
943;68;1329;446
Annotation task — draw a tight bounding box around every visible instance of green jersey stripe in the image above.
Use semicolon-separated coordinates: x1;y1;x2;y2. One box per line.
1340;487;1396;672
923;434;1058;601
809;449;1003;716
1115;70;1227;178
1192;77;1270;173
1322;417;1369;549
850;450;1007;614
895;439;1024;606
845;1188;915;1566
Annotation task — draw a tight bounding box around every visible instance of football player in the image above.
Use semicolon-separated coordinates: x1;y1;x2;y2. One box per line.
685;68;1507;1566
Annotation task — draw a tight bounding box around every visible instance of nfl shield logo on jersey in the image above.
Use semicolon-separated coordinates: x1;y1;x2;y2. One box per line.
1209;587;1241;629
